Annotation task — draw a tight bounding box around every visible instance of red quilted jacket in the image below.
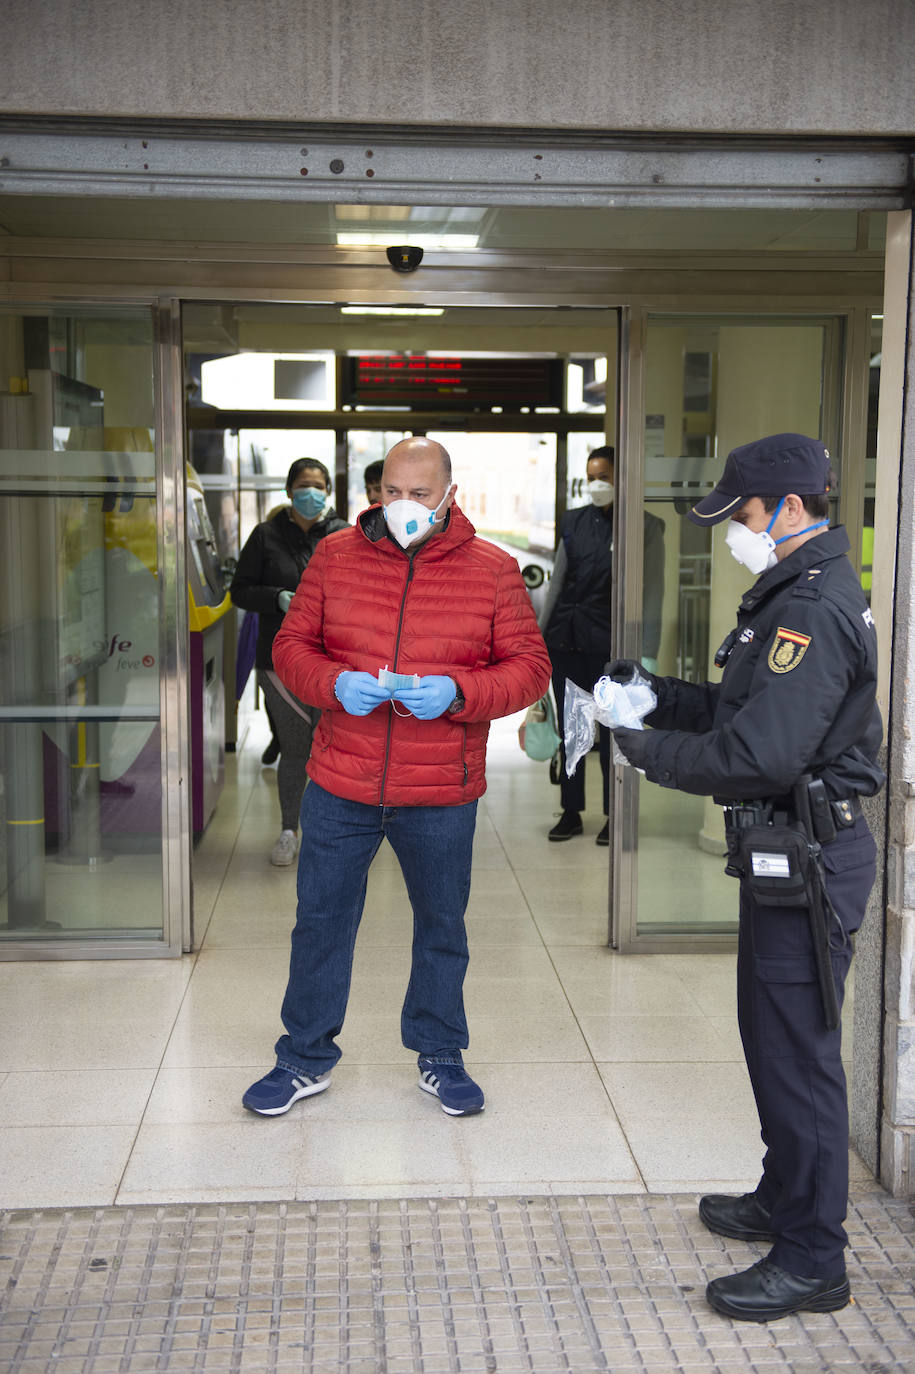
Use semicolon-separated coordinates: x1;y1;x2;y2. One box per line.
272;503;552;806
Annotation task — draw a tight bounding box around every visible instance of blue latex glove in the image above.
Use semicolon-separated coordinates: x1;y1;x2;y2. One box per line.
393;675;457;720
277;590;293;613
334;671;392;716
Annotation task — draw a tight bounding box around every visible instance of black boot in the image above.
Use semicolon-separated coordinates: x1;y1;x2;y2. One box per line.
699;1192;775;1242
548;810;583;841
706;1258;850;1322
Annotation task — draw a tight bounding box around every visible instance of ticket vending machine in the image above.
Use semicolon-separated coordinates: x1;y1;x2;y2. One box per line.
186;470;232;836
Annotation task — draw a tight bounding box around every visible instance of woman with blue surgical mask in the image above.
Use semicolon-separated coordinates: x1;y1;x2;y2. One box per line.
230;458;348;865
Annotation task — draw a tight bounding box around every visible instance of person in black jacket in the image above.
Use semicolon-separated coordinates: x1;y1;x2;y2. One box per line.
540;445;665;844
230;458;348;865
610;433;884;1324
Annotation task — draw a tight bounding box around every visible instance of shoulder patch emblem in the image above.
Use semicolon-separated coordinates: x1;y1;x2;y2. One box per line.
767;626;811;674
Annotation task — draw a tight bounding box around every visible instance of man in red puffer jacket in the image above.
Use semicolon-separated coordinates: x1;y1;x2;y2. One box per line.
242;437;552;1120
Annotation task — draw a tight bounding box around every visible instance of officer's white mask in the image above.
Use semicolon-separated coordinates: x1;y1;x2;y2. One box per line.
725;519;778;575
725;495;829;576
587;479;614;507
383;488;450;549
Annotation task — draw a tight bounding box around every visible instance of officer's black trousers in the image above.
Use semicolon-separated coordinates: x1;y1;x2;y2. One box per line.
737;815;876;1279
550;650;611;816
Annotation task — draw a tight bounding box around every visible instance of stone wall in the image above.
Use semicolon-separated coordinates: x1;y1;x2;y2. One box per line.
0;0;913;135
882;239;915;1192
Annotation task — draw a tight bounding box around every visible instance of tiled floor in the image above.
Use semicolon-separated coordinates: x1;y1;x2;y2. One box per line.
2;1193;913;1373
2;708;913;1371
0;709;868;1208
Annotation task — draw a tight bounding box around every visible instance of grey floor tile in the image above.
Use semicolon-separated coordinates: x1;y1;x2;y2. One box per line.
0;1125;137;1207
0;1068;157;1126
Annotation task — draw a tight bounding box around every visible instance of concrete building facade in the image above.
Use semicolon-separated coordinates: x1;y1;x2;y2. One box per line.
0;0;913;1200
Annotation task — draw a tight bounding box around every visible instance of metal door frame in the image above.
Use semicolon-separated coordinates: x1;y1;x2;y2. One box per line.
0;284;879;961
190;296;871;957
0;281;879;960
155;298;192;955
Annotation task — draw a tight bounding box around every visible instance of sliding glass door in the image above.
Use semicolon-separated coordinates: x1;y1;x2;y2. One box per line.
614;313;844;948
0;305;181;953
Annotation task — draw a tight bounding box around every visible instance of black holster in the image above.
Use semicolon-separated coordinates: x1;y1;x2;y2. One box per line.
731;822;812;906
723;781;842;1032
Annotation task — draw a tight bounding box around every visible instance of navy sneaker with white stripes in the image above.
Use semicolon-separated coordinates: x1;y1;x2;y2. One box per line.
242;1066;330;1116
417;1057;485;1116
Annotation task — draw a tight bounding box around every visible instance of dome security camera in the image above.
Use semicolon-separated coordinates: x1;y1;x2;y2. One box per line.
386;245;424;273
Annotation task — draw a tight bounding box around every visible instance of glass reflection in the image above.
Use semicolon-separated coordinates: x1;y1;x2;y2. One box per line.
637;316;832;935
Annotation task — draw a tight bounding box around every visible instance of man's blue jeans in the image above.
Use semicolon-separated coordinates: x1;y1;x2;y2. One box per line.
274;781;478;1077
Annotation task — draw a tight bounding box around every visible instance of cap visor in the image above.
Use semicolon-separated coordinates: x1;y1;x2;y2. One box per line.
687;488;744;526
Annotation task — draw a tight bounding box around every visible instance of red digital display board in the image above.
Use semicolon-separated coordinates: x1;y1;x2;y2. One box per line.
344;355;563;410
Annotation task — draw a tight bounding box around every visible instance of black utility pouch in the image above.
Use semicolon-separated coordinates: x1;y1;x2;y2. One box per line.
735;824;812;906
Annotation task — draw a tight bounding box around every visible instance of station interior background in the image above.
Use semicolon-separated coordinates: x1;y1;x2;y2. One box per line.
0;200;887;1203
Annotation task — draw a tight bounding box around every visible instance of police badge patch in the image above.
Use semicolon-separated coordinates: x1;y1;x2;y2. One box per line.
767;626;811;673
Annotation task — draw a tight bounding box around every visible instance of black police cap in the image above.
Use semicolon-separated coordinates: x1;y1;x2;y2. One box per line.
688;433;831;526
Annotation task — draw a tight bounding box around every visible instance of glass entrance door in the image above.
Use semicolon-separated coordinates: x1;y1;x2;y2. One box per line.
614;313;845;948
0;306;176;953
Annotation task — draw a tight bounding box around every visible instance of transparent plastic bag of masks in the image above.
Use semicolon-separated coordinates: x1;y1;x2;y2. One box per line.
562;672;657;776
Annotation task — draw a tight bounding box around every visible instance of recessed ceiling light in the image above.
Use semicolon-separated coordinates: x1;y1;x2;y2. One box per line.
334;204;412;221
337;232;479;250
340;306;445;316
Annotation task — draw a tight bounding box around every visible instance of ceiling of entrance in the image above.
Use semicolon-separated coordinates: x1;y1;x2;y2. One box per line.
0;196;886;254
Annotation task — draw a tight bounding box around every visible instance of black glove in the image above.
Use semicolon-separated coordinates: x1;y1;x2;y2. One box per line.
604;658;660;696
612;726;648;769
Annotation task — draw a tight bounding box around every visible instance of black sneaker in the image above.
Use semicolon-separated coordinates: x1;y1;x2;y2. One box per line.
548;810;583;841
596;820;609;846
261;738;280;765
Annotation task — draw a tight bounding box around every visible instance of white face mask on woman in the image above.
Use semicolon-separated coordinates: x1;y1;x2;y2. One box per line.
587;479;614;507
383;489;450;549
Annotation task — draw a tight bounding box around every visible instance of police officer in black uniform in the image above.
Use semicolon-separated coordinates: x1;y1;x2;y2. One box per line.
609;433;883;1323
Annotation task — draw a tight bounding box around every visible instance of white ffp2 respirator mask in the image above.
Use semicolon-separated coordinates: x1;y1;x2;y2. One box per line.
383;489;450;549
725;520;778;575
587;480;614;507
725;496;829;575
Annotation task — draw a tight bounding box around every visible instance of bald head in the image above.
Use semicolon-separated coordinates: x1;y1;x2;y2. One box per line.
385;436;451;484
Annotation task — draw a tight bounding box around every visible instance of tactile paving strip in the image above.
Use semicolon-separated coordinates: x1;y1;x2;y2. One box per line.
1;1191;914;1373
